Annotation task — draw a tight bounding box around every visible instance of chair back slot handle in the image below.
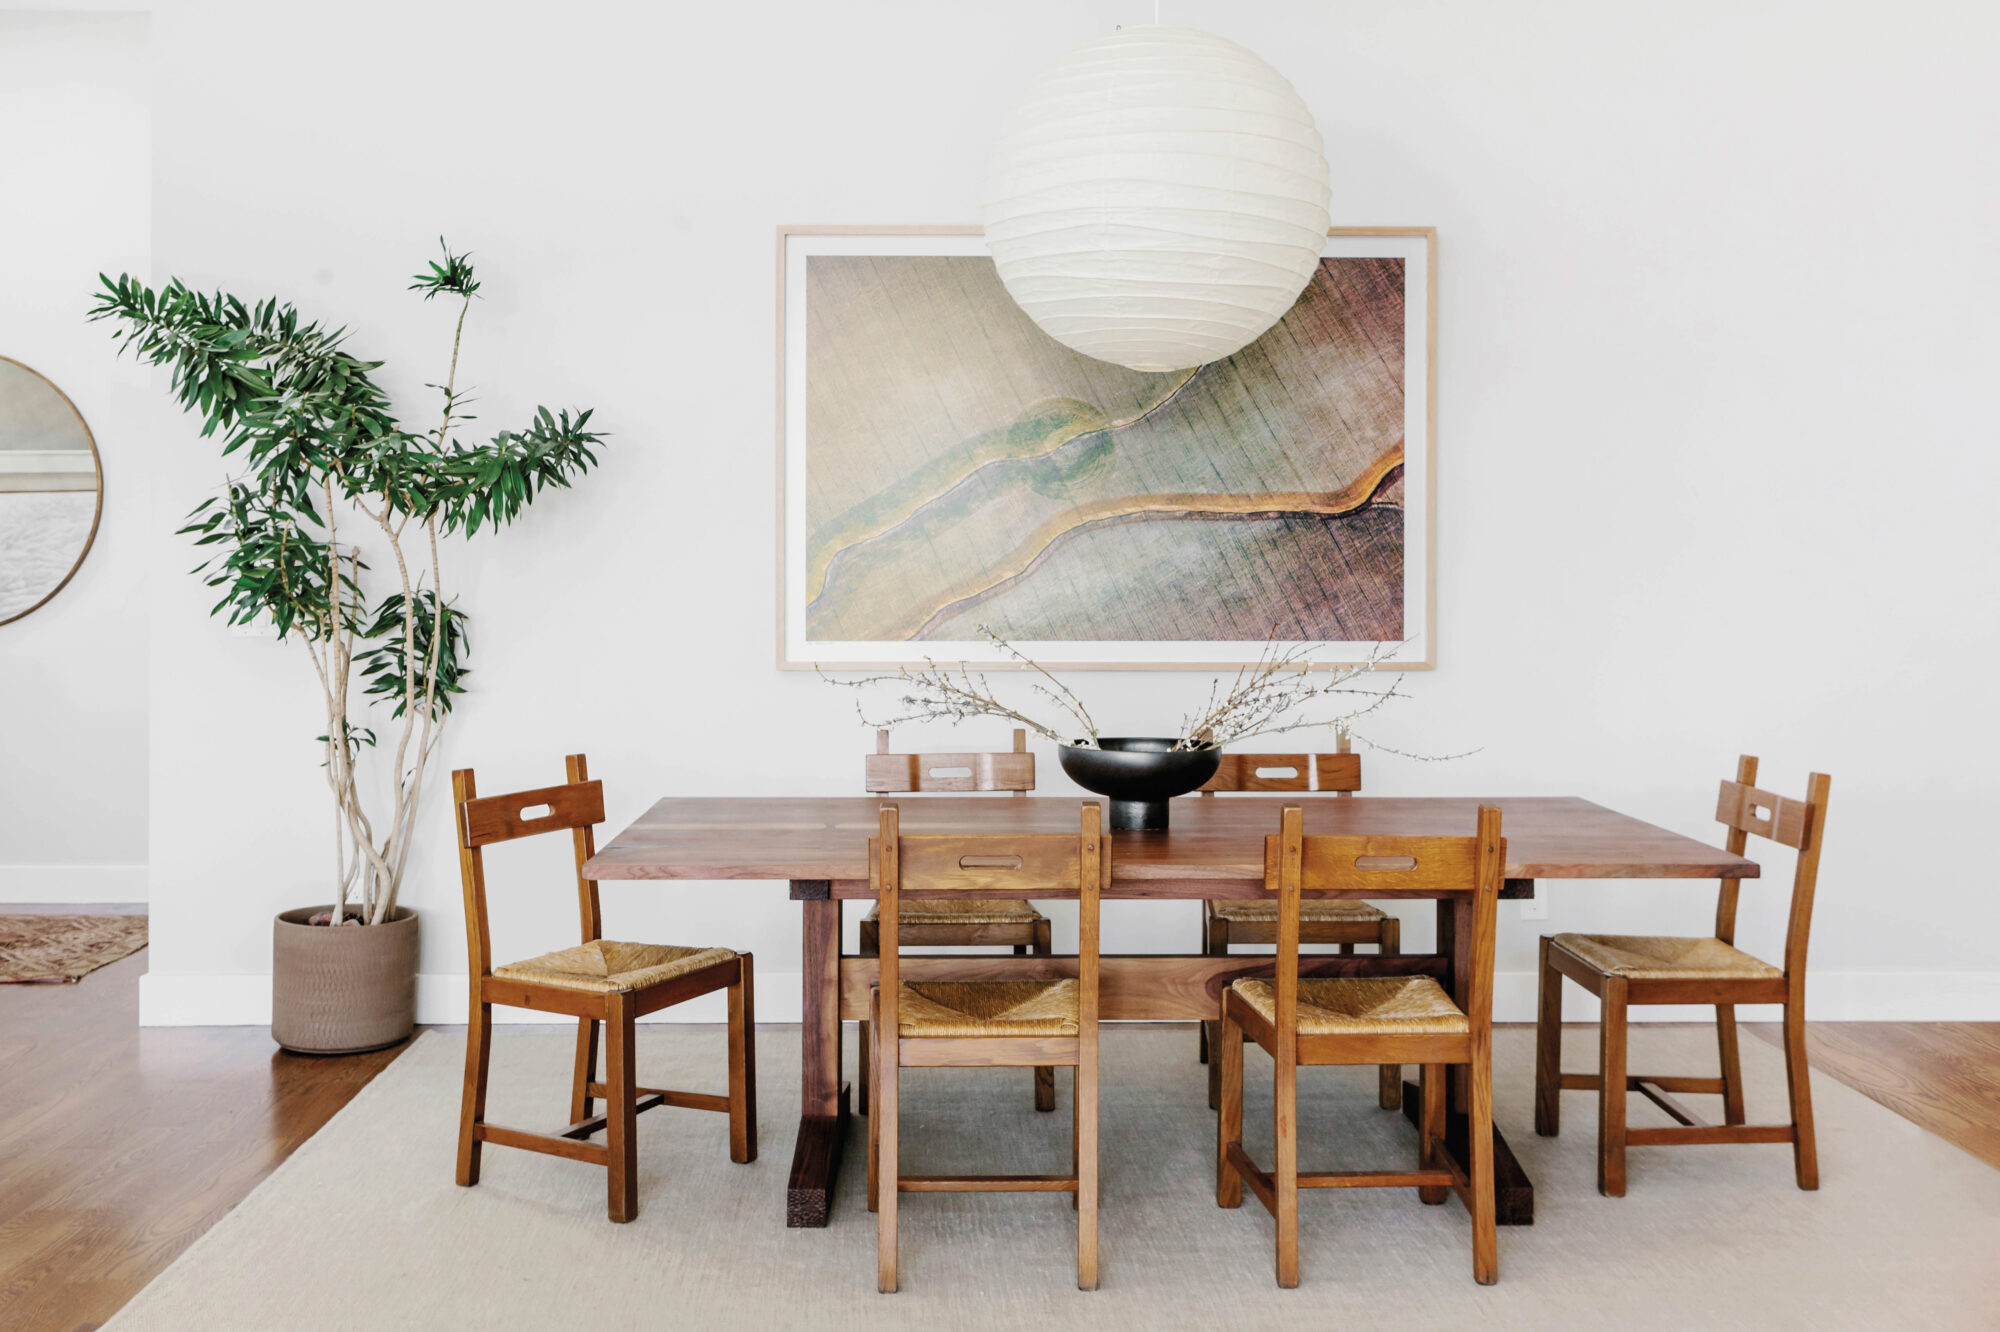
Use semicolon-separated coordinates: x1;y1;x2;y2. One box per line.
928;766;973;779
1353;855;1418;871
518;803;552;821
958;855;1023;870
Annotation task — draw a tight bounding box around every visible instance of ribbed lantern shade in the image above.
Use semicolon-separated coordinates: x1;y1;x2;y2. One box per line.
982;26;1332;373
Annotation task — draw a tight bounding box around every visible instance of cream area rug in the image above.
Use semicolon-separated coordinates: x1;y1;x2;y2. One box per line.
105;1025;1999;1330
0;913;146;983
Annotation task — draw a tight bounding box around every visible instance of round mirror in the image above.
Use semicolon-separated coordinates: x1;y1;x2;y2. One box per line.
0;357;103;625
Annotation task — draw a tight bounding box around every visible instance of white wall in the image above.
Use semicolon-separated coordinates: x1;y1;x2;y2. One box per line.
0;9;152;903
107;0;2000;1023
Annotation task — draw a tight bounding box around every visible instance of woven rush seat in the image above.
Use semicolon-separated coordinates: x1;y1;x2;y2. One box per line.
1230;976;1469;1036
892;979;1079;1038
1549;933;1782;982
1210;898;1387;924
494;939;736;994
866;897;1042;925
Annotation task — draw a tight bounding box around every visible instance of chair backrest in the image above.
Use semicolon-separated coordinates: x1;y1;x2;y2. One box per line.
1198;731;1363;797
1264;804;1503;1039
870;802;1105;1044
1711;755;1832;979
1315;729;1362;797
1199;753;1311;795
865;728;1035;796
452;755;605;981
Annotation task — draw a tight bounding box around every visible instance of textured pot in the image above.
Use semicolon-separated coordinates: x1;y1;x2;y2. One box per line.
272;906;419;1054
1058;738;1222;832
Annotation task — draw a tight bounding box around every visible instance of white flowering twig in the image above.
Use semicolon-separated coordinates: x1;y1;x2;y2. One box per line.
1349;733;1483;762
817;625;1464;759
1172;630;1410;750
980;626;1100;742
816;654;1087;745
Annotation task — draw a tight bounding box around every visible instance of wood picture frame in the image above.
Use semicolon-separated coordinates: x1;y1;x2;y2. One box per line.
776;225;1437;672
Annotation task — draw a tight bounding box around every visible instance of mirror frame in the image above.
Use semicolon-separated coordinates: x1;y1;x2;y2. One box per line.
0;356;105;627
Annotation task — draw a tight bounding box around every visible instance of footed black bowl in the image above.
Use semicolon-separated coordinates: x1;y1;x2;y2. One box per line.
1057;737;1222;832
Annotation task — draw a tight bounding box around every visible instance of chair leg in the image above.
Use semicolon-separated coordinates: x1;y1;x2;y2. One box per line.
867;988;881;1214
1033;918;1056;1112
1216;1005;1243;1208
1418;1063;1448;1205
877;997;900;1293
1076;1032;1099;1290
1198;909;1220;1065
1534;935;1563;1137
1782;996;1820;1190
1071;1072;1080;1212
857;1019;871;1118
728;954;757;1164
456;998;492;1187
570;1017;599;1124
1715;1001;1747;1127
1205;916;1230;1110
1377;916;1403;1110
858;920;877;1117
1274;1040;1299;1288
1469;1044;1498;1285
605;992;638;1223
1597;976;1628;1198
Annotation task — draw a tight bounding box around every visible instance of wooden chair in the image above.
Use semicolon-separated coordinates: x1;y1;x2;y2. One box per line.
452;755;756;1222
866;802;1104;1292
1197;737;1404;1112
1216;804;1502;1288
1535;756;1831;1196
859;728;1055;1115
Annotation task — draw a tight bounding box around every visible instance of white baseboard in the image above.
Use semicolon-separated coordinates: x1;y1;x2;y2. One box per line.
0;863;146;903
139;971;268;1026
137;968;2000;1027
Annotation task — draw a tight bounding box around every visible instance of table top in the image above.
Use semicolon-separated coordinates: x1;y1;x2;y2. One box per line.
583;795;1758;888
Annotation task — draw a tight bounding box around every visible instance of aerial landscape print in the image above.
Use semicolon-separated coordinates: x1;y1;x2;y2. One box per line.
785;232;1428;667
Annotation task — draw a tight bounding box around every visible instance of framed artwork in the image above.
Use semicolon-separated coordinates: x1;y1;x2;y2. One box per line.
777;225;1434;670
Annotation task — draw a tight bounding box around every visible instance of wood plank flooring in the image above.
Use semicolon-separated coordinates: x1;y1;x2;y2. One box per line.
1747;1020;2000;1170
1;909;1993;1330
0;914;404;1332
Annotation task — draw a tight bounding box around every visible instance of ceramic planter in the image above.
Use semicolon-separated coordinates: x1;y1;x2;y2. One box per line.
271;905;419;1054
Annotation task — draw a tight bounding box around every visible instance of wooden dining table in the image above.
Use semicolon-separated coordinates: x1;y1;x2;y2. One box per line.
583;794;1758;1228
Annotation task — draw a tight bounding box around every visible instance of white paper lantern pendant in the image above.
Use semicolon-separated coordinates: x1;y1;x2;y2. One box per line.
983;25;1332;372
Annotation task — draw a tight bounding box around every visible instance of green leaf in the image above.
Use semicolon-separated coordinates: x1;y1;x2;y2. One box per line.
91;247;603;754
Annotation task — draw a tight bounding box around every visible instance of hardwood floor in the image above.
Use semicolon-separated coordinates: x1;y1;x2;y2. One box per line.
0;911;1994;1330
1747;1020;2000;1170
0;913;406;1332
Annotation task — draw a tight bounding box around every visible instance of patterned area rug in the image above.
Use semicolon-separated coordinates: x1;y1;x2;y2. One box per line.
0;914;148;983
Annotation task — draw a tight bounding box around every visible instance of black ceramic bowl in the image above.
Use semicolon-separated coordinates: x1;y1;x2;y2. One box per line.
1057;737;1222;831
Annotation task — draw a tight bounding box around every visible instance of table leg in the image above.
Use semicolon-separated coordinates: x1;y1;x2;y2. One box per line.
1410;883;1535;1224
787;887;847;1227
1401;1086;1534;1224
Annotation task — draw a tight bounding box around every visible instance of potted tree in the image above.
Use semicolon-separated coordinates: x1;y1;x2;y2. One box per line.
92;243;604;1052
